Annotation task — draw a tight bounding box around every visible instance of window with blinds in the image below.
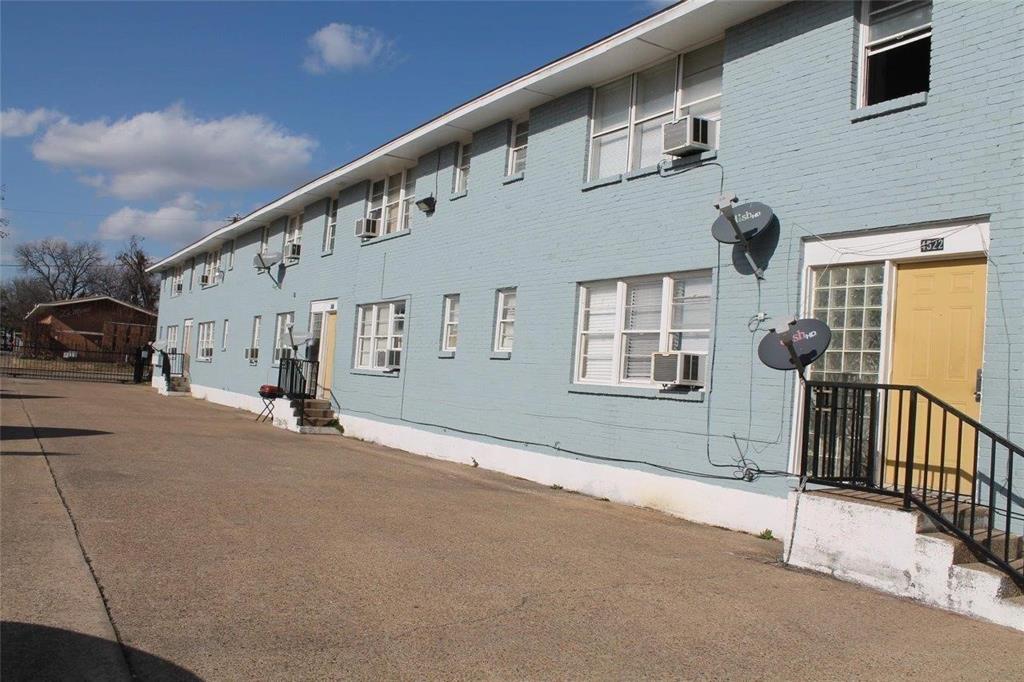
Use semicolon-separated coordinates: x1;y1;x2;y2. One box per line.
575;271;712;387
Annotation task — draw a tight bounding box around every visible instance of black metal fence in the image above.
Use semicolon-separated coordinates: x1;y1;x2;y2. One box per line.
801;381;1023;588
161;351;185;378
278;358;318;400
0;344;152;384
278;358;319;426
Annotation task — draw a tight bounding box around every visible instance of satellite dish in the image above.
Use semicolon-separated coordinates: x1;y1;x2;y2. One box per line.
758;318;832;374
152;340;167;351
253;251;282;269
289;332;312;347
711;201;774;244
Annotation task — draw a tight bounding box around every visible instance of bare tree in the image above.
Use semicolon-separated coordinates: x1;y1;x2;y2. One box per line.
15;238;105;300
115;235;159;310
0;276;51;329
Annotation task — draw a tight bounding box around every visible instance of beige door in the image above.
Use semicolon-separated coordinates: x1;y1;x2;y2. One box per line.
318;311;337;400
182;319;194;356
888;257;987;491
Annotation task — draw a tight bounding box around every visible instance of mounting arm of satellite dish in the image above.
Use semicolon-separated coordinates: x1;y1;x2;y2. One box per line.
714;192;765;280
774;320;806;378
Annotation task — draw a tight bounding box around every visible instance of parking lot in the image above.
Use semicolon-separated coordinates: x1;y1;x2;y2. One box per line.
2;377;1021;680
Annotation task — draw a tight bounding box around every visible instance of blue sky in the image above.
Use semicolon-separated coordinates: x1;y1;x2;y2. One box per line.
1;1;666;269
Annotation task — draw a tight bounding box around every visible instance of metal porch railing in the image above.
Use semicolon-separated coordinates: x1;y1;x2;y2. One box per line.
277;358;319;425
800;381;1023;589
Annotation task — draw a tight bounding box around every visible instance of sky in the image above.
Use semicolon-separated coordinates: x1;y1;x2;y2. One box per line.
0;1;669;273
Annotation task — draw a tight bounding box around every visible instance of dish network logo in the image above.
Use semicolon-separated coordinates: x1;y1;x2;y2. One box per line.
780;329;818;345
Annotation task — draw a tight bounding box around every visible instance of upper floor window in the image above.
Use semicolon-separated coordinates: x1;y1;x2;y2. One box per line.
355;301;405;371
323;197;338;253
202;248;221;286
575;271;711;387
221;319;230;351
441;294;460;352
494;288;516;353
284;213;303;259
367;171;415;235
197;321;215;361
589;41;722;180
170;266;183;296
454;142;471;193
860;0;931;106
508;120;529;175
259;226;270;255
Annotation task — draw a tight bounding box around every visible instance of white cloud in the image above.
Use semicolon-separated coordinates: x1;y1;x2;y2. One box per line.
98;193;222;242
32;104;317;200
303;22;395;74
1;107;64;137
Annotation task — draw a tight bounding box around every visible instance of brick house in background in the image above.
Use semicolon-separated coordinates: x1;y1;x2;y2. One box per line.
22;296;157;353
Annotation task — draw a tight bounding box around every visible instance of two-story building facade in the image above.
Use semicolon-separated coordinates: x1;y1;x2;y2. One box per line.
149;0;1023;615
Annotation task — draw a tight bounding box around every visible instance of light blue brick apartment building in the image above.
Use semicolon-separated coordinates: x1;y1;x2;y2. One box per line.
149;0;1022;570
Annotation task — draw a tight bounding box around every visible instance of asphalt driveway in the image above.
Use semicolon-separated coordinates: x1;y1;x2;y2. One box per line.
1;377;1021;680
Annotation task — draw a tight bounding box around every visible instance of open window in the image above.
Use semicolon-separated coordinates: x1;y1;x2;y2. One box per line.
860;0;932;107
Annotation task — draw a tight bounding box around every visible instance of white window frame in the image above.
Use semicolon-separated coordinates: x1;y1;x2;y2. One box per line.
323;197;338;253
284;213;303;258
221;319;230;351
170;266;183;297
203;248;221;286
273;311;294;366
366;171;414;235
249;315;261;363
441;294;459;352
857;0;933;108
354;301;406;371
574;271;713;388
507;119;529;175
588;39;722;181
454;142;471;193
197;321;215;361
493;288;516;353
166;325;179;354
259;226;270;255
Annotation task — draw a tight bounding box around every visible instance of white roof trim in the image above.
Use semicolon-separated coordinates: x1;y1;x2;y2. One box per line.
24;296;158;321
149;0;781;272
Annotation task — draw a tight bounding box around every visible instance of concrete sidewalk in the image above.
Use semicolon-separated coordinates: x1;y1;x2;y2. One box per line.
1;377;1021;680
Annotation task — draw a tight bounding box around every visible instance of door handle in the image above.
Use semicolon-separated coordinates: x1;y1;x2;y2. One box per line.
974;368;982;403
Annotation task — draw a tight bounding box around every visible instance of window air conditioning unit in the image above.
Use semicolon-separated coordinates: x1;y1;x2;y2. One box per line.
244;347;259;360
651;352;706;388
355;217;379;239
200;347;213;359
174;283;183;293
662;116;714;156
200;274;211;285
286;243;301;259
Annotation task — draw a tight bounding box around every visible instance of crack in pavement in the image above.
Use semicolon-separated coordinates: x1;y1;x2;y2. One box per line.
15;388;138;681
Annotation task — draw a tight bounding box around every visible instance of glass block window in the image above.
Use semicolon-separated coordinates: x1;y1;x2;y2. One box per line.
809;263;884;382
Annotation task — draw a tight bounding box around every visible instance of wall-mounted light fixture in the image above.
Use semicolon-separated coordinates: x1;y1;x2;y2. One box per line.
415;195;437;214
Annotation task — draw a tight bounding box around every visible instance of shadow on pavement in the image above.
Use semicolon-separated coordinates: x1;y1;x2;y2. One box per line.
1;621;203;681
0;393;59;400
0;426;112;441
0;451;80;457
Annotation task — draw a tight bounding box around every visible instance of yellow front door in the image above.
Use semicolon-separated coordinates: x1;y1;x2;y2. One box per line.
318;311;337;400
888;257;987;492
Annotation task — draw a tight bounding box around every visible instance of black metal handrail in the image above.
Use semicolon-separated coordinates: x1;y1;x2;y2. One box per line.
162;351;185;378
277;358;319;426
800;381;1023;588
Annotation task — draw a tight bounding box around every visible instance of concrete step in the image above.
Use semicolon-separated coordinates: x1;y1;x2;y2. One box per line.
923;528;1024;565
299;408;334;419
956;562;1023;599
971;530;1023;562
300;416;336;427
290;399;330;409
